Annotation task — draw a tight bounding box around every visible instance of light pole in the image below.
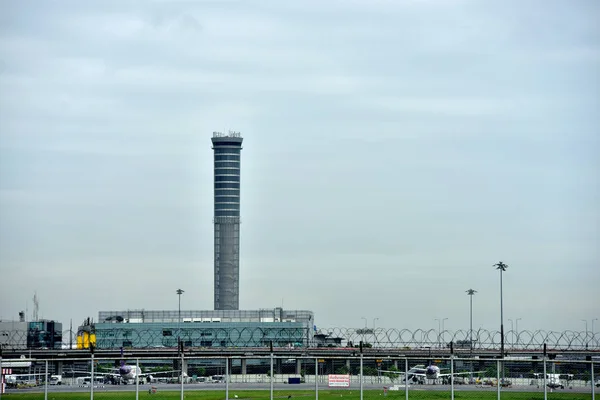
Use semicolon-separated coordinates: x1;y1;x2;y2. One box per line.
361;317;367;345
442;318;448;346
176;289;184;340
466;289;477;384
494;261;508;359
515;318;521;348
593;318;598;350
494;261;508;385
435;318;448;348
372;318;379;347
508;319;514;350
466;289;477;355
582;319;588;349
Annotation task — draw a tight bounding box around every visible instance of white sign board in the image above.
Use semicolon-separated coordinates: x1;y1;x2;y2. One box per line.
328;374;350;388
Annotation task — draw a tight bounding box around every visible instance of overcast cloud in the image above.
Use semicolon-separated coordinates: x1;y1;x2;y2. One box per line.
0;0;598;335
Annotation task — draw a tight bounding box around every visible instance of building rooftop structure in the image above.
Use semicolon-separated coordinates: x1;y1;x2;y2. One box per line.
98;308;313;324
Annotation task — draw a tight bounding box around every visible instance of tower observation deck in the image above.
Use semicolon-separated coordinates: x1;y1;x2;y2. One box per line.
211;131;243;310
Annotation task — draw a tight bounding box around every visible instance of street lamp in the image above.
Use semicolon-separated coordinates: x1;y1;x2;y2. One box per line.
494;261;508;358
466;289;477;355
372;318;379;347
593;318;598;349
508;319;514;350
435;318;448;348
582;319;588;349
515;318;522;348
360;317;367;345
372;318;379;330
466;289;477;383
176;289;184;339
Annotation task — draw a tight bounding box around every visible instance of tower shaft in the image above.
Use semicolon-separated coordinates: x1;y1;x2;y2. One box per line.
211;131;243;310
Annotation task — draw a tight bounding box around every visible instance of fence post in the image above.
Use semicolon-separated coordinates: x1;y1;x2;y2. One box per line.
44;359;48;400
591;359;595;400
496;359;500;400
315;357;318;400
270;345;274;400
404;358;408;400
180;349;184;400
359;341;363;400
450;342;454;400
225;357;229;400
543;344;547;400
90;351;94;400
135;358;139;400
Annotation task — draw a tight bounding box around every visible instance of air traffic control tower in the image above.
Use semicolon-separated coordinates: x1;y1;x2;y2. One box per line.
212;131;243;310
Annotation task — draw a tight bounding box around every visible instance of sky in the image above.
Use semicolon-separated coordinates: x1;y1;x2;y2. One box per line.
0;0;598;337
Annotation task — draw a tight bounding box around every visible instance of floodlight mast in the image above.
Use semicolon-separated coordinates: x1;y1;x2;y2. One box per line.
494;261;508;384
466;289;477;355
176;289;184;340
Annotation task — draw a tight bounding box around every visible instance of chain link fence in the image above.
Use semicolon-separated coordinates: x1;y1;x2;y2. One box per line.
2;353;598;399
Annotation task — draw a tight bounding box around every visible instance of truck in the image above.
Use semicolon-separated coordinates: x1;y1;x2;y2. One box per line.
49;375;62;385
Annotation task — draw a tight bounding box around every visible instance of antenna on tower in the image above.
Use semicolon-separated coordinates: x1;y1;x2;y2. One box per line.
33;292;39;321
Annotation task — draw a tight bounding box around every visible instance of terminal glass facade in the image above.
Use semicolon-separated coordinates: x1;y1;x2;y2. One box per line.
95;309;314;349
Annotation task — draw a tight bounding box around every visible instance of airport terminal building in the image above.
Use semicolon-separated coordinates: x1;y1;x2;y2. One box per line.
0;320;63;350
93;308;315;349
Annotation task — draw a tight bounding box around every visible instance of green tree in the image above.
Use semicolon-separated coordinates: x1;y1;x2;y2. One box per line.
335;366;349;375
383;365;400;383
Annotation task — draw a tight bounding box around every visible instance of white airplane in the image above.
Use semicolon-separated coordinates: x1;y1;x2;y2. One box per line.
533;373;571;389
96;348;181;385
382;364;483;384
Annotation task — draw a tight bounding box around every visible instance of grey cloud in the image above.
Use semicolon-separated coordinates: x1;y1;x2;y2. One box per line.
0;0;598;332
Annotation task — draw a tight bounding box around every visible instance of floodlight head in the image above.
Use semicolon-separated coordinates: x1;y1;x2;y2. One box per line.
494;261;508;271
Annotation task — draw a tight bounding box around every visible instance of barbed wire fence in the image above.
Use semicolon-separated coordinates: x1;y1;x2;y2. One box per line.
1;328;599;351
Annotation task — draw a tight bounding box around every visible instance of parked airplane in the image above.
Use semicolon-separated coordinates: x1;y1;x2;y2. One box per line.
381;364;483;384
96;348;180;384
533;373;571;389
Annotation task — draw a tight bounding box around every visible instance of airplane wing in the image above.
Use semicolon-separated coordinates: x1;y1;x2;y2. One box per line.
438;371;486;377
93;370;119;375
91;370;121;379
378;369;427;377
138;369;181;378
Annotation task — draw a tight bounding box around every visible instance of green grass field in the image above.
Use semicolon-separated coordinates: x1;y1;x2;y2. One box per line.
1;390;594;400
